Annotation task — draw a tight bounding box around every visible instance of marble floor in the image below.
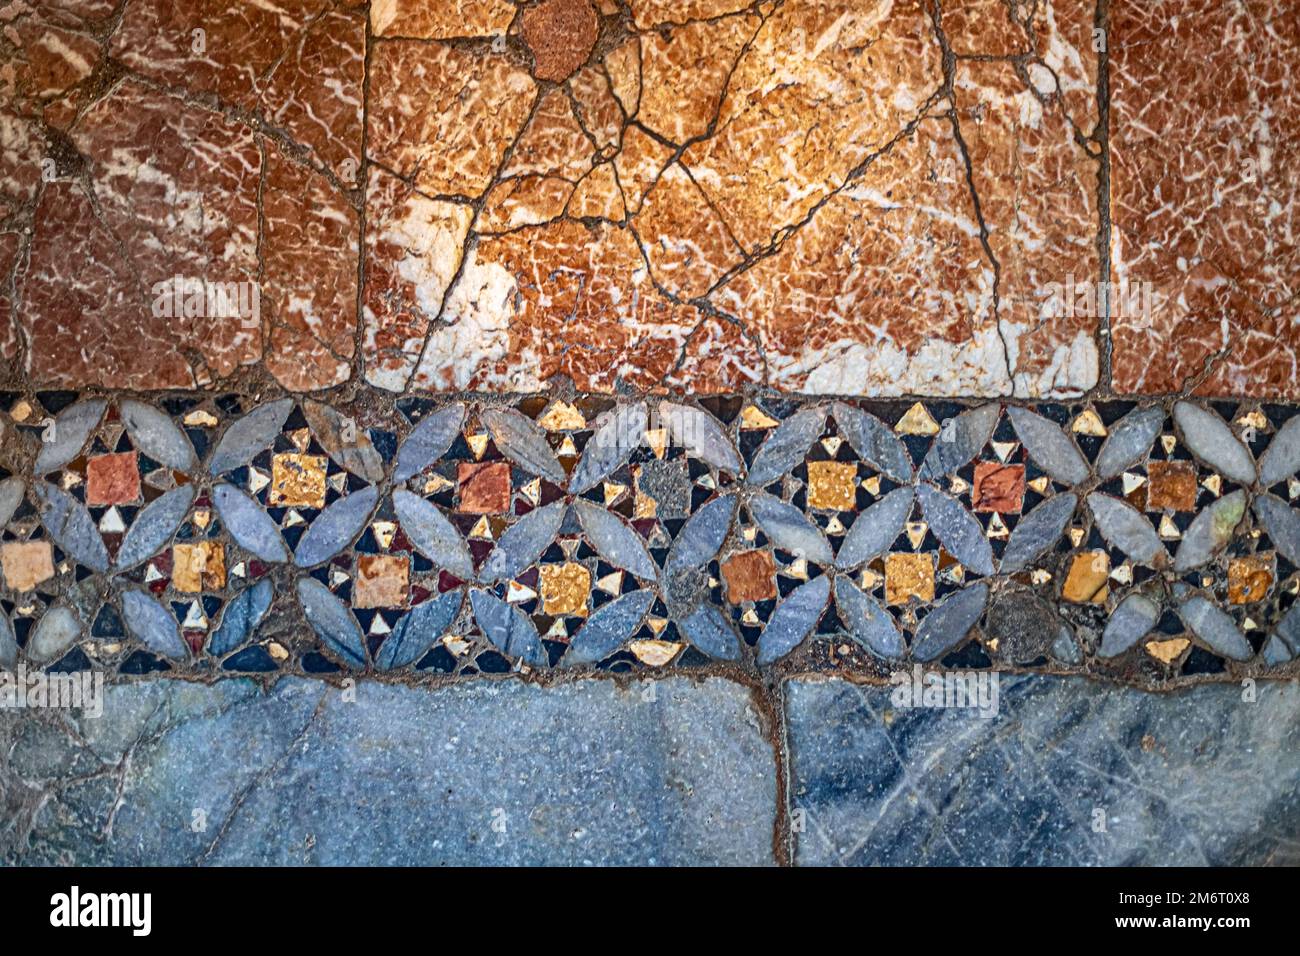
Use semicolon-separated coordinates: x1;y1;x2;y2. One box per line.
0;0;1297;866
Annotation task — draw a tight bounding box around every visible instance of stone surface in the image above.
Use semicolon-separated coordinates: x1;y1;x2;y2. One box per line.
787;676;1300;865
0;676;776;866
1111;1;1300;397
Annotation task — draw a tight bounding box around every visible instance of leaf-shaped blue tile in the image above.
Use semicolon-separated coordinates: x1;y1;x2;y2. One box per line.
830;402;913;483
0;476;24;529
1178;594;1253;661
1259;413;1300;487
35;481;109;572
393;489;474;578
394;403;466;482
749;491;833;564
565;588;654;665
469;588;546;667
1006;406;1089;485
33;398;106;474
122;589;187;660
209;398;293;475
481;407;565;484
478;500;566;582
676;604;739;660
377;589;464;670
919;403;999;480
1173;401;1256;485
658;401;741;472
212;483;289;563
1087;492;1166;565
1254;494;1300;566
569;402;647;493
833;576;904;660
756;575;830;665
574;498;657;580
296;576;367;668
916;482;995;577
746;406;825;486
114;485;195;570
911;582;988;662
294;486;379;567
0;611;15;669
835;486;913;569
1264;605;1300;665
120;399;195;472
665;493;736;571
1099;592;1159;658
208;578;274;657
999;493;1077;572
1096;405;1164;479
26;605;81;663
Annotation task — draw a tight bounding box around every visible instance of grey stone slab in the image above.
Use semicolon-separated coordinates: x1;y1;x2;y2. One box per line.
1;676;777;866
787;675;1300;866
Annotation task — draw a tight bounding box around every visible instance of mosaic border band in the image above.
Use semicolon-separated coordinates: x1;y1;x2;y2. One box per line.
1;390;1299;685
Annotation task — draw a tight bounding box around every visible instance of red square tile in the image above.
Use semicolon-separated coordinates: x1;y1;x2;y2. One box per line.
86;451;140;505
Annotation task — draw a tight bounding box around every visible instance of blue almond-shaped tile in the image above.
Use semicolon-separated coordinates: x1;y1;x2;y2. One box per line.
658;402;741;473
755;575;830;665
746;405;825;487
209;579;275;657
568;402;646;493
480;407;566;484
208;399;294;475
468;588;545;667
121;590;188;660
120;399;196;472
565;588;655;665
748;491;833;564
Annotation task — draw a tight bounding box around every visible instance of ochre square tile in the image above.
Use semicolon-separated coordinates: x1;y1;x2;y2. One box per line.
721;549;777;604
172;542;226;593
1228;556;1273;605
1062;551;1109;604
1;540;55;592
86;451;140;505
972;461;1025;513
806;461;856;511
1146;461;1197;512
539;561;590;615
270;453;327;508
458;461;512;514
885;552;934;605
354;554;410;609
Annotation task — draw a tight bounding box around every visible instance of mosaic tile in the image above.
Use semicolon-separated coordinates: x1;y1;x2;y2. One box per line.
1;393;1298;684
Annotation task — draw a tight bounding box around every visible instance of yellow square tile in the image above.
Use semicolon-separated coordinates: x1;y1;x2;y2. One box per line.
539;562;591;616
172;542;226;593
806;461;856;511
1228;556;1272;604
354;554;410;609
1062;551;1109;603
0;541;55;592
885;552;934;605
270;453;327;508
